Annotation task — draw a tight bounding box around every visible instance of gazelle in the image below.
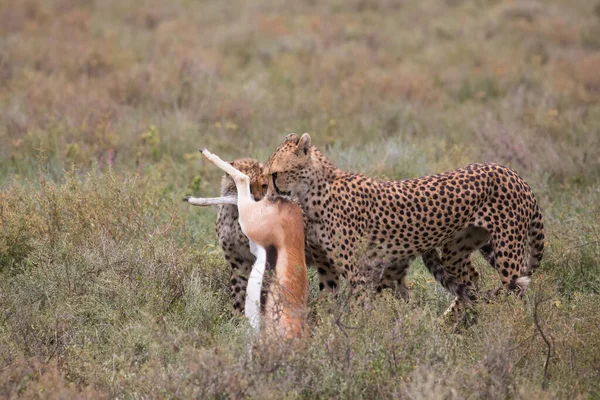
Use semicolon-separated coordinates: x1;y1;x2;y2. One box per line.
186;148;309;339
186;158;267;314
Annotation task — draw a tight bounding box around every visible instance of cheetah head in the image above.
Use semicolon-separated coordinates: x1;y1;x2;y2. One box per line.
265;133;313;198
220;158;268;201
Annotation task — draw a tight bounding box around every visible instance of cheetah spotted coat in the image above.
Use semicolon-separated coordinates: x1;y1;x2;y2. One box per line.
265;134;545;309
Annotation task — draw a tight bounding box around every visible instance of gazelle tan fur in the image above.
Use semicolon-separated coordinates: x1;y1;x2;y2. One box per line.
195;148;309;339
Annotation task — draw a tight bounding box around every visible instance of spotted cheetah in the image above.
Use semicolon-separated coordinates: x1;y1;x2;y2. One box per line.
201;158;268;313
188;157;411;311
265;133;545;313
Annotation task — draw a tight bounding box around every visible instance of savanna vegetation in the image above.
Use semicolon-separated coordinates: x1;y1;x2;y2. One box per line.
1;0;599;398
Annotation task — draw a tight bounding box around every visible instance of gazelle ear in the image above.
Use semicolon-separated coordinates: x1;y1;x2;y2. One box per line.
297;133;311;156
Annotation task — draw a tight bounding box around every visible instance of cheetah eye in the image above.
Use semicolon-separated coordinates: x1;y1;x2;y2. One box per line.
262;184;268;190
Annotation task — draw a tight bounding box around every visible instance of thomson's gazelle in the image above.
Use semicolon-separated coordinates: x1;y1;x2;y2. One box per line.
188;149;309;339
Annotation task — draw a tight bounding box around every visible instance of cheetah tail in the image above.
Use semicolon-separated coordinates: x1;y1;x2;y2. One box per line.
525;199;545;277
422;249;477;303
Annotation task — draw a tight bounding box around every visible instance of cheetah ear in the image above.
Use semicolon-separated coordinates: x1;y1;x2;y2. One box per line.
285;133;299;143
296;133;311;156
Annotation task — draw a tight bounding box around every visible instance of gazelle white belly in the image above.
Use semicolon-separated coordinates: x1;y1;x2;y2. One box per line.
244;242;266;332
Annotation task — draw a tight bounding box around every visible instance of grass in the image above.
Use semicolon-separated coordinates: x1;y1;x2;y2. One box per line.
1;0;600;398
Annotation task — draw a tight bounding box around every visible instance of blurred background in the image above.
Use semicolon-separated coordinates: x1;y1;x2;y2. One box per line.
1;0;599;398
2;0;599;182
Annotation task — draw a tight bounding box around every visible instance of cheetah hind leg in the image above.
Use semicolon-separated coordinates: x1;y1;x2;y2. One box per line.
434;246;481;325
421;248;479;319
487;236;528;299
440;240;504;325
440;256;481;325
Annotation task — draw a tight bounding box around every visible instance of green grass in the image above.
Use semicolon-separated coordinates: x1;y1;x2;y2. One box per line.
1;0;600;398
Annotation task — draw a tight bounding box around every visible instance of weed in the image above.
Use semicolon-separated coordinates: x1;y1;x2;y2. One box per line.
1;0;599;397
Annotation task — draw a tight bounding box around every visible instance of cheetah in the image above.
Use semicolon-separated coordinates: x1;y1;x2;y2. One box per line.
265;133;545;314
186;158;268;313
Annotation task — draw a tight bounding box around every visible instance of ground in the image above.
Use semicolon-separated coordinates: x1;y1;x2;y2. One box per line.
1;0;599;398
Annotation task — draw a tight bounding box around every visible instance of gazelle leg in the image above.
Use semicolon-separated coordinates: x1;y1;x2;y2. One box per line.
199;148;253;204
245;241;267;332
199;148;265;332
